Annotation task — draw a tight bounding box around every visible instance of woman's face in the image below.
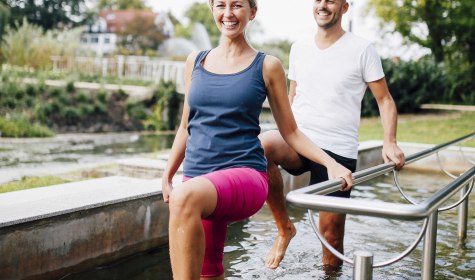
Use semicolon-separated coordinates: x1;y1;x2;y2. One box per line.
211;0;257;39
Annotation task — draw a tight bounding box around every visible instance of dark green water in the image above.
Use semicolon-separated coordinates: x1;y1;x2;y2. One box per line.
61;169;474;280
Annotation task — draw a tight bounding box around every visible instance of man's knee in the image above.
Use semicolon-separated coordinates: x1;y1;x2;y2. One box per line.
259;130;291;164
259;131;279;159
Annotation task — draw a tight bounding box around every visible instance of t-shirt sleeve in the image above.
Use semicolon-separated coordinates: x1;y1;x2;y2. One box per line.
288;43;297;81
361;44;385;83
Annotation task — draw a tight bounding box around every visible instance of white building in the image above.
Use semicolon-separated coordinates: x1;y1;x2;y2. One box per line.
81;10;174;57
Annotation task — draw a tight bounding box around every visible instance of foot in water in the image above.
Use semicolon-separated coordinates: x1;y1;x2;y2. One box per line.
265;220;296;269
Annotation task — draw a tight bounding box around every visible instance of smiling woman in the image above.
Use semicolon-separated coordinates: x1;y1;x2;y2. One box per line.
160;0;353;279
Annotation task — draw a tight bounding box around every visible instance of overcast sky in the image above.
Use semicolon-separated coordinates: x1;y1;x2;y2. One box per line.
147;0;430;60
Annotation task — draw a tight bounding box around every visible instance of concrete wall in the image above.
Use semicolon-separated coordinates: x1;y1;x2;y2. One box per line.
0;179;169;280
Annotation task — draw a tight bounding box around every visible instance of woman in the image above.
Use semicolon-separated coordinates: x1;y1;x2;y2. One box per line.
161;0;353;279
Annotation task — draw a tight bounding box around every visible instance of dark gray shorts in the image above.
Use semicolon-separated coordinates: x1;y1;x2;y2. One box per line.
283;149;357;198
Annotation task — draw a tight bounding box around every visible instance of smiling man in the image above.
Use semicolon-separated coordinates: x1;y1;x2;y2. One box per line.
260;0;406;271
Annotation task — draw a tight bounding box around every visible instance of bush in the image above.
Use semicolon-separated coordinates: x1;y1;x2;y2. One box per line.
0;115;54;137
362;57;446;117
76;91;89;103
63;107;81;125
66;81;75;93
144;80;183;131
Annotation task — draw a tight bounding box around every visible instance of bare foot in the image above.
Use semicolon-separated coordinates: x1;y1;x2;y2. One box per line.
265;220;296;269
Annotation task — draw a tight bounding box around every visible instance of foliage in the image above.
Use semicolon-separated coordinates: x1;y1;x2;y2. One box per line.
362;57;446;117
0;2;9;41
0;176;71;193
0;68;187;134
97;0;148;10
367;0;475;105
0;19;83;69
118;13;166;53
185;3;220;47
255;39;292;69
3;0;87;30
0;115;54;137
144;80;183;131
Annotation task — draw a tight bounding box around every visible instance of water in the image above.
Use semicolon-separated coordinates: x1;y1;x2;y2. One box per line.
62;169;474;279
0;133;175;183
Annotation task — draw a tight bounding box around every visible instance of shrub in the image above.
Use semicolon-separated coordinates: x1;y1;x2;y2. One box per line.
0;115;54;137
144;80;182;131
362;57;446;117
66;81;75;93
79;104;95;116
63;107;80;125
25;84;36;97
76;91;89;103
96;91;107;103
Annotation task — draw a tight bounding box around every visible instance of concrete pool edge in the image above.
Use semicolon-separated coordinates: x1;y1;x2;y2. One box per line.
0;177;169;280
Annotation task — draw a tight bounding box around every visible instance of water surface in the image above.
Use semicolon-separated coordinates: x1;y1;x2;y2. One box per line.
62;169;474;279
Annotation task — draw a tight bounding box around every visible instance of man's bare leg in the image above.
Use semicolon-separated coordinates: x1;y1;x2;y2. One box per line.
319;211;346;271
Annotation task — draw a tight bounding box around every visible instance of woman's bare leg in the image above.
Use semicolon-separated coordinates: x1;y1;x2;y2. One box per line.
168;177;218;280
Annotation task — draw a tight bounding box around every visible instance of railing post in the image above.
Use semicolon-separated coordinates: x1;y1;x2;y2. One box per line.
422;211;438;280
457;183;470;243
353;250;373;280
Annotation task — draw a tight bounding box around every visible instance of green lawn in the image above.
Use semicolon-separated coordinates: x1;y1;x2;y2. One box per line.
0;176;70;193
359;111;475;147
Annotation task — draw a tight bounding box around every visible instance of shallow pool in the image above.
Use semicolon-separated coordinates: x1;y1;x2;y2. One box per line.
62;169;474;280
0;133;174;183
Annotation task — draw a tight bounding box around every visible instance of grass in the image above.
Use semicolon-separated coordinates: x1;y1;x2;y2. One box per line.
359;111;475;147
0;176;71;193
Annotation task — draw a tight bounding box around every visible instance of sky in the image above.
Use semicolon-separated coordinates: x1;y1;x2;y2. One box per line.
147;0;430;60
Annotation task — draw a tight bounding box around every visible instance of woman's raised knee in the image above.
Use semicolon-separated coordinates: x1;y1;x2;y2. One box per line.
169;186;196;217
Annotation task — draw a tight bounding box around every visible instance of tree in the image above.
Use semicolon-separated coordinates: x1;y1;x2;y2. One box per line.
0;2;9;40
118;14;166;53
368;0;475;103
97;0;148;11
2;0;87;30
185;3;220;47
1;18;83;69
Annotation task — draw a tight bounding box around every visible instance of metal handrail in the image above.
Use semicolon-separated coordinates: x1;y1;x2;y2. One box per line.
289;132;475;197
287;167;474;220
286;132;474;279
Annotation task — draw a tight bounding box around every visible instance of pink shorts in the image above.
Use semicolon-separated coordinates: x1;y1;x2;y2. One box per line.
183;167;268;277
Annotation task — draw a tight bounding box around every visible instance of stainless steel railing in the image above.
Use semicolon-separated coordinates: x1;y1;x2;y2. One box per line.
286;132;475;280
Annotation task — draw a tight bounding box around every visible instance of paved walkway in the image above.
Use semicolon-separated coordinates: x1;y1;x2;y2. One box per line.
22;78;153;101
420;104;475;112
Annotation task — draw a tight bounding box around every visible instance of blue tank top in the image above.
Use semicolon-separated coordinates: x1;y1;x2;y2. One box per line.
184;50;268;177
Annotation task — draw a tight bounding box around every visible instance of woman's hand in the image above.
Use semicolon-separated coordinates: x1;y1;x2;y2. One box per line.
326;161;353;192
162;177;173;203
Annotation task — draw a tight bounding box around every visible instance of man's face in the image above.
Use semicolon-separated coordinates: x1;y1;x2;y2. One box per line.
313;0;348;29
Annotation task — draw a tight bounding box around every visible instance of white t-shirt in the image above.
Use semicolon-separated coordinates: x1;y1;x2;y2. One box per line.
288;32;384;159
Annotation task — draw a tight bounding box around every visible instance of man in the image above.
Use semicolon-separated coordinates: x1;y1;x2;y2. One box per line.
260;0;406;271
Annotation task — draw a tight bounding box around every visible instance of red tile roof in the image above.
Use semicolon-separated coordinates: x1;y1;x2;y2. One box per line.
99;10;159;32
